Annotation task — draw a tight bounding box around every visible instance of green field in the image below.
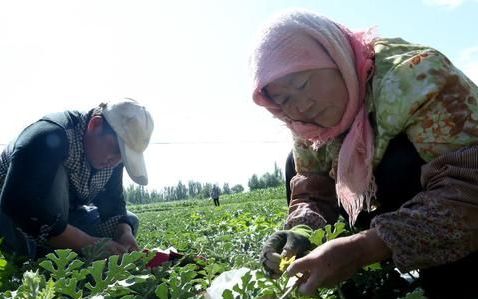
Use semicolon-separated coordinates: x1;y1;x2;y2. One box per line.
132;187;288;268
0;187;425;298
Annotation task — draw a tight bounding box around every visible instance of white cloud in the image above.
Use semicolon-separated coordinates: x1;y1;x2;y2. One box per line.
423;0;465;8
460;46;478;61
458;46;478;85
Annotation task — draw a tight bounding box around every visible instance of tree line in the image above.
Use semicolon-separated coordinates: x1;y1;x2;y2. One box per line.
124;163;284;204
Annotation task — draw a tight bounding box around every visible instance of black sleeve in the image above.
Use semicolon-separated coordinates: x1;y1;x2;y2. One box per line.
92;165;128;222
0;121;69;237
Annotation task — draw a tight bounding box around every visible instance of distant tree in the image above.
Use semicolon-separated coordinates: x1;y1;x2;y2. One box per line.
222;183;231;195
176;181;188;200
124;185;152;204
150;189;163;201
248;174;262;190
273;162;284;181
248;163;284;191
188;180;202;198
125;168;283;204
163;186;177;201
124;185;137;204
231;184;244;194
141;186;151;203
201;183;213;199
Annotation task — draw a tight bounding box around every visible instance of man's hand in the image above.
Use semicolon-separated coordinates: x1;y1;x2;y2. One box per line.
49;225;128;259
286;229;392;295
103;239;129;255
115;223;139;252
261;226;312;278
80;238;128;260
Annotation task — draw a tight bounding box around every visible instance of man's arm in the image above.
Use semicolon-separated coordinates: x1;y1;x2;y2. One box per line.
49;224;129;255
0;121;70;237
48;224;97;251
94;166;139;251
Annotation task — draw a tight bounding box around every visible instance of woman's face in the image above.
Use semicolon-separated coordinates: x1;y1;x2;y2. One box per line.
264;68;348;128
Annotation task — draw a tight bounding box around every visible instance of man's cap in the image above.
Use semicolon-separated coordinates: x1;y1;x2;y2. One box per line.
102;98;154;185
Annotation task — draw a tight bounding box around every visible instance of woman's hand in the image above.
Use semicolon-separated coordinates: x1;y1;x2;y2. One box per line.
261;229;311;278
286;229;392;296
261;225;313;278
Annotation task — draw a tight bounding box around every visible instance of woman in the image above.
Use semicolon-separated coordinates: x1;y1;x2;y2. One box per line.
250;9;478;298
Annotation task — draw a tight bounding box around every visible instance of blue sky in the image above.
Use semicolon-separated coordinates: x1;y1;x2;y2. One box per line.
0;0;477;191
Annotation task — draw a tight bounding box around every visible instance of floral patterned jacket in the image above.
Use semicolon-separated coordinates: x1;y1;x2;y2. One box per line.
287;38;478;271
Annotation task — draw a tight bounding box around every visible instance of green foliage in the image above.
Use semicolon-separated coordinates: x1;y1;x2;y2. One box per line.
0;187;426;298
0;247;9;290
39;250;84;280
175;181;188;200
125;179;246;204
0;250;35;293
124;164;289;204
231;184;244;193
222;183;231;195
309;220;348;246
125;184;156;205
248;162;284;191
399;288;425;299
2;270;55;299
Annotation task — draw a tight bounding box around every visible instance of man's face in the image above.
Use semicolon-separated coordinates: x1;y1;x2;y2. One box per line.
84;116;122;169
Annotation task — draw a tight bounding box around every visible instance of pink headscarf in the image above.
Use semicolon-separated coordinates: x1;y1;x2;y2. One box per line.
250;10;376;225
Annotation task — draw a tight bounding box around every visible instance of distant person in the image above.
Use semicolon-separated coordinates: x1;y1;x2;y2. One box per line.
210;184;221;207
0;98;154;259
249;9;478;299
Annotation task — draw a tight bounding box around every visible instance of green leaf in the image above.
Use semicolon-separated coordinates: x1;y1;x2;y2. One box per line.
155;283;168;299
55;277;83;299
363;262;382;271
38;279;56;299
15;270;55;299
241;271;252;286
232;284;241;294
85;259;108;294
0;258;7;269
399;288;426;299
39;249;83;280
222;289;234;299
326;222;346;240
309;229;326;246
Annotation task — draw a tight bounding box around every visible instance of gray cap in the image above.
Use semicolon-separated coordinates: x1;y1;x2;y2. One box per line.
102;98;154;185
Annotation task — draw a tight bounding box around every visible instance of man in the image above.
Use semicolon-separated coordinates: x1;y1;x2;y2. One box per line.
0;98;154;259
210;184;221;207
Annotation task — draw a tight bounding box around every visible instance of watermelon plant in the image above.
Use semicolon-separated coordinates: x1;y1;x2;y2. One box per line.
0;187;426;298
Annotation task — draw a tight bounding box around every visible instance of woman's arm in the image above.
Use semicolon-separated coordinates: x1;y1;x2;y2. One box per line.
285;136;341;230
372;146;478;271
286;173;339;230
